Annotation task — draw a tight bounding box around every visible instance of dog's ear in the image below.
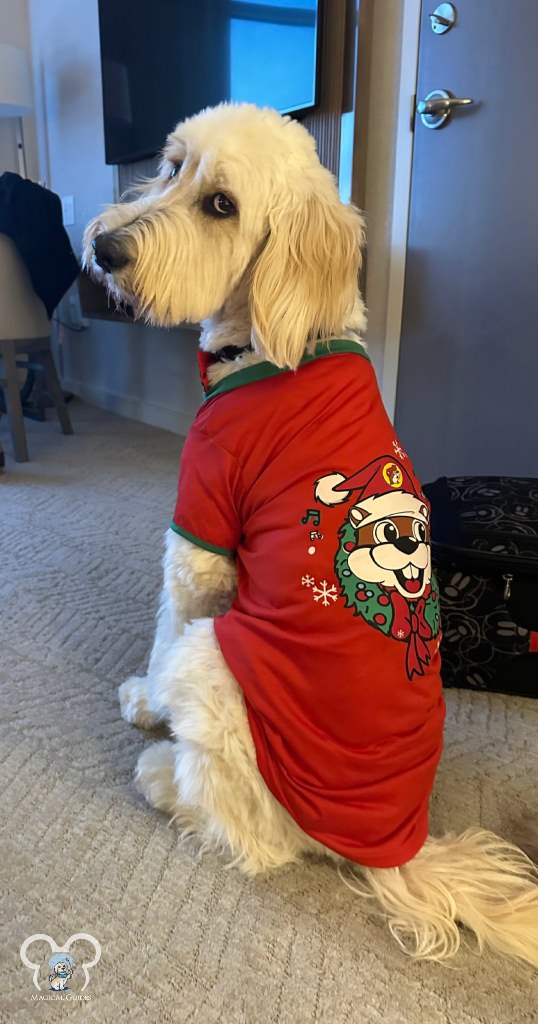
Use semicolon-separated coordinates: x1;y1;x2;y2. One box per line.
249;193;364;369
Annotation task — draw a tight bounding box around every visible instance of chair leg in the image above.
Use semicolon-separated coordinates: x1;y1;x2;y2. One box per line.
2;344;29;462
38;349;74;436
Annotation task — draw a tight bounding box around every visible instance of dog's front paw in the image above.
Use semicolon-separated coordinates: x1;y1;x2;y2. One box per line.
119;676;166;729
136;740;178;814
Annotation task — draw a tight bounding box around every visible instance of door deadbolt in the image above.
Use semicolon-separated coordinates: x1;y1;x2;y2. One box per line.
430;3;457;34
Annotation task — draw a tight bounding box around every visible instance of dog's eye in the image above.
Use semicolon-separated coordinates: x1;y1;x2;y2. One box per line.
205;193;237;218
168;162;182;180
374;520;399;544
413;521;428;543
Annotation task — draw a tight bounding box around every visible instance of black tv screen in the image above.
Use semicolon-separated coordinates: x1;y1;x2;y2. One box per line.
98;0;321;165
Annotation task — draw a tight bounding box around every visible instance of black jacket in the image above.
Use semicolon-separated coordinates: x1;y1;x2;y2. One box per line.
0;172;80;317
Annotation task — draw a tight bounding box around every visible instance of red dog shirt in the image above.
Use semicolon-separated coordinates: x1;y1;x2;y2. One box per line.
172;341;445;868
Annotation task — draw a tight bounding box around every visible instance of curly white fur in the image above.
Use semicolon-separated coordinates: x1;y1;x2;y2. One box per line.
84;103;538;969
119;531;236;727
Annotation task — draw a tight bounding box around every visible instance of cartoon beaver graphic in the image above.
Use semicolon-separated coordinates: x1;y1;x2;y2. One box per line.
315;455;441;679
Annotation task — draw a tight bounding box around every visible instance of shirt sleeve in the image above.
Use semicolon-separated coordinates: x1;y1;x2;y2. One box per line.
170;426;242;558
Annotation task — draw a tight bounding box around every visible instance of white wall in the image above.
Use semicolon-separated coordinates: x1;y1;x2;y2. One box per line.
28;0;202;436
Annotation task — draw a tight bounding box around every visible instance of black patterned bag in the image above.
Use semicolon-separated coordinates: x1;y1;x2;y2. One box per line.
423;477;538;698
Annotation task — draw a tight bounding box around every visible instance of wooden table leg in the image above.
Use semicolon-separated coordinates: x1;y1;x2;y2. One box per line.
38;348;74;436
1;343;29;462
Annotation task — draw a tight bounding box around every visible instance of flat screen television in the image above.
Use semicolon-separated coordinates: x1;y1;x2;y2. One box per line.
98;0;321;165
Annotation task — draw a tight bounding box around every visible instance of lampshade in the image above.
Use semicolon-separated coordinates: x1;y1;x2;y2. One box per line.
0;44;32;117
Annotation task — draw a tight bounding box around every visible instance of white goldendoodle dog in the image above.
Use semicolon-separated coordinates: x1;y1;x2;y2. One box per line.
83;103;538;968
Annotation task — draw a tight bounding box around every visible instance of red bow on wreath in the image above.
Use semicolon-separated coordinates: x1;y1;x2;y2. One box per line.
389;589;433;679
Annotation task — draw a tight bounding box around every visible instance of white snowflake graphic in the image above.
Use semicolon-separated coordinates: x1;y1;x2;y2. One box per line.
392;439;407;460
312;579;338;607
301;574;315;588
397;629;405;638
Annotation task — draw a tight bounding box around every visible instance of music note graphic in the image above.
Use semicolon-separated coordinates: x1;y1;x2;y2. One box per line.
301;509;321;526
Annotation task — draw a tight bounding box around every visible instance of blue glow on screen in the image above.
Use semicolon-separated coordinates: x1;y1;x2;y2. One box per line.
230;1;318;113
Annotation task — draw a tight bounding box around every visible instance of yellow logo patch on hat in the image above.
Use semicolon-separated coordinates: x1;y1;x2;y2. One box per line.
382;463;403;488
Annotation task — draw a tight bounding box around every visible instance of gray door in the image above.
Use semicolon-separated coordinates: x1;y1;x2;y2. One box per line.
395;1;538;482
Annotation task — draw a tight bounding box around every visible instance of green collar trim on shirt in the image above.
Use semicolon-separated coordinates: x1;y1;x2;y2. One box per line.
169;521;236;558
203;339;370;401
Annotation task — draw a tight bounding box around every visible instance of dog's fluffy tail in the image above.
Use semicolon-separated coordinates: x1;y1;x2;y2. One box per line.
340;829;538;967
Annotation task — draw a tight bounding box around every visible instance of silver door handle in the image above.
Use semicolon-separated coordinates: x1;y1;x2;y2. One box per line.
416;89;475;129
416;96;473;116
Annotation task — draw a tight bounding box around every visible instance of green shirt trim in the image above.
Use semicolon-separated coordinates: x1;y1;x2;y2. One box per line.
169;521;236;558
204;339;370;401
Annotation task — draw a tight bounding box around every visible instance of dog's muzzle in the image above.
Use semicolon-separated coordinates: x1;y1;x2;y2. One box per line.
92;232;130;274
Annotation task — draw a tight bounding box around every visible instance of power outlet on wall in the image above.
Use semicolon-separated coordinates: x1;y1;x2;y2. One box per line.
61;195;75;226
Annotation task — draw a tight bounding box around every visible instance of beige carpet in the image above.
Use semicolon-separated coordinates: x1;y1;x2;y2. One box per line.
1;401;537;1023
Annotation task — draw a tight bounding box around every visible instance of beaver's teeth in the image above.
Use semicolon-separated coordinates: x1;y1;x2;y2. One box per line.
402;565;413;579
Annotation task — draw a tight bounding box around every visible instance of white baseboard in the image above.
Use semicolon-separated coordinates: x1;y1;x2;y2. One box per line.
62;378;196;437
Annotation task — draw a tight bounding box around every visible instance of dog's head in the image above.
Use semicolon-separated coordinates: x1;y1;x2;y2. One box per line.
48;955;75;978
83;102;365;368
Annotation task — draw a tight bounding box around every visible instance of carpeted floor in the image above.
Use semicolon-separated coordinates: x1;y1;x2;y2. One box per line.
1;401;537;1023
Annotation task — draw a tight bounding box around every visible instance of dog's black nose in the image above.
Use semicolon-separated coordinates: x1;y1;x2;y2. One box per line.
394;537;419;555
92;232;129;273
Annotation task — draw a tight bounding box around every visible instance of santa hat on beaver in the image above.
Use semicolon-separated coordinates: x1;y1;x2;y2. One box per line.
315;456;429;526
